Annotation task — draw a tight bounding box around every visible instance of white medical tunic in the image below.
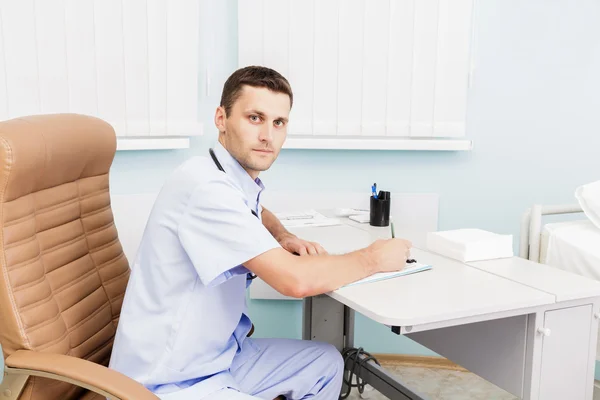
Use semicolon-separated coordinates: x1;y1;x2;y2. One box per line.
109;142;281;399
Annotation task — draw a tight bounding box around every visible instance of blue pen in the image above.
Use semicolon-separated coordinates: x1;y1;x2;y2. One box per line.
371;183;378;199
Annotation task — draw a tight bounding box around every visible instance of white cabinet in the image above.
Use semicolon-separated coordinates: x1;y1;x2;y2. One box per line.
538;305;594;400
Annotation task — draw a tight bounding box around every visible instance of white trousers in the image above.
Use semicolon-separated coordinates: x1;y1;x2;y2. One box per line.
208;338;344;400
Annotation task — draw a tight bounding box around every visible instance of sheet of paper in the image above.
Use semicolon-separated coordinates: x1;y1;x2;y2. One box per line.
275;209;342;228
343;262;432;287
349;214;370;223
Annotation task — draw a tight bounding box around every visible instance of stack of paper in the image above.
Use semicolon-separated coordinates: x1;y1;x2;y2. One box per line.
275;209;342;228
343;262;432;287
426;229;513;262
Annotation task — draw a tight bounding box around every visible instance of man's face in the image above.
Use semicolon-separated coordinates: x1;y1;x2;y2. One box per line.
215;85;290;179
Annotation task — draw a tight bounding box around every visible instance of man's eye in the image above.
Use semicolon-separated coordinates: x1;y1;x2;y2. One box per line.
250;115;260;122
274;120;284;127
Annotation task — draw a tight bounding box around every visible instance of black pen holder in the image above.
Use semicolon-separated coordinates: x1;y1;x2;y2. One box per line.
370;191;391;227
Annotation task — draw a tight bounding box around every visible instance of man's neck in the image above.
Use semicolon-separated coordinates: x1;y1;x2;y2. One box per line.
217;136;260;181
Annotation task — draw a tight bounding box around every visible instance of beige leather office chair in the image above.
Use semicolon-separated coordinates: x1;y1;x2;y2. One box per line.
0;114;157;400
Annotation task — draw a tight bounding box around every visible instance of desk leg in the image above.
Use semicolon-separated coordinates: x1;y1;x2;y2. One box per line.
302;295;345;351
344;305;355;349
303;297;427;400
302;297;312;341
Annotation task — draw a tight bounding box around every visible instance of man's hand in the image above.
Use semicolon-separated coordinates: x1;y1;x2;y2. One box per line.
366;238;412;273
278;233;328;256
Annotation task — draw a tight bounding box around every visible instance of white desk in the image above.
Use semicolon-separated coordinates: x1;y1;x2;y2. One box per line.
289;220;600;400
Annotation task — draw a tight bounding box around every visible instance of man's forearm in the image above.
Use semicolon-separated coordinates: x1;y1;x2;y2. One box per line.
291;250;374;296
245;246;376;298
261;206;294;242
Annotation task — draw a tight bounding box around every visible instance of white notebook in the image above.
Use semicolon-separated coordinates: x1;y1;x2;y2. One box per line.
343;262;432;287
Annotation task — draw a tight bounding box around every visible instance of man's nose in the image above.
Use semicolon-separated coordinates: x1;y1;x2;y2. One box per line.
258;125;274;142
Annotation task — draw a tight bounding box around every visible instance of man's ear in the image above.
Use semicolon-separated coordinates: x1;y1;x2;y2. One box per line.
214;106;227;133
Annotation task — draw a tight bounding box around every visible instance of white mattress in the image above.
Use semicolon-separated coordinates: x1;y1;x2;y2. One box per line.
541;219;600;280
541;219;600;360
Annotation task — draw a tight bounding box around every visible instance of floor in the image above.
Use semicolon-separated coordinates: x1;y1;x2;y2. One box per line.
344;362;518;400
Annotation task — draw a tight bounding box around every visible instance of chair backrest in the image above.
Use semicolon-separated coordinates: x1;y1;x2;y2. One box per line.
0;114;130;399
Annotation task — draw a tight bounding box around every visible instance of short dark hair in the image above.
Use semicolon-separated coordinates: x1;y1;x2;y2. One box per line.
220;66;293;116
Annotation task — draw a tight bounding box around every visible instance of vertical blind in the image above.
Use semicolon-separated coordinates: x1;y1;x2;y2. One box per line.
0;0;202;143
238;0;475;148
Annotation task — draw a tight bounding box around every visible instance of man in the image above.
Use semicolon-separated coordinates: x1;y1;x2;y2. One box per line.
110;66;412;400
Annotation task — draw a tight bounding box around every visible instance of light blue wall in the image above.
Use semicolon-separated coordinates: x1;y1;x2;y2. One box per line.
4;0;599;385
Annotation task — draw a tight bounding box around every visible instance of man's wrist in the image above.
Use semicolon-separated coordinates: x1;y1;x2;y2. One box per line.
357;247;377;276
275;231;296;243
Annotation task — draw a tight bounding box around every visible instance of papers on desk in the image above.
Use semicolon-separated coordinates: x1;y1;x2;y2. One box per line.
426;229;513;262
348;214;370;223
275;209;342;228
343;262;432;287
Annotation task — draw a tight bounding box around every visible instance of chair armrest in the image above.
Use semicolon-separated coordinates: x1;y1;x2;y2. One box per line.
5;350;158;400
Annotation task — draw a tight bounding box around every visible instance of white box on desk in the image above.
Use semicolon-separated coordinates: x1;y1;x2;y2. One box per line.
426;229;513;262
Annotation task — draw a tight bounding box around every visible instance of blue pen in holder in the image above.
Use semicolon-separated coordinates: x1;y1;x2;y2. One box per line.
370;191;390;227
